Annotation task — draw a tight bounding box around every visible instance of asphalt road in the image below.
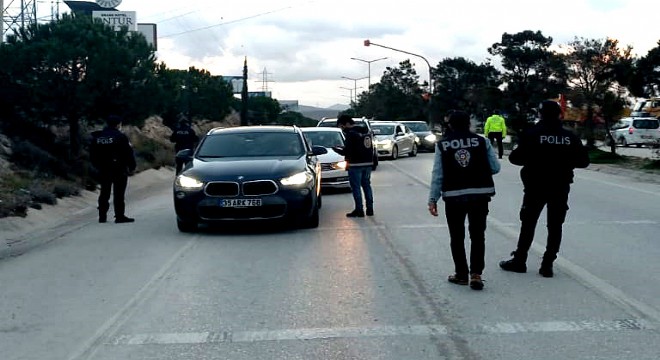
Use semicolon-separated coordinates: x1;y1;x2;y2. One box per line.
1;153;659;360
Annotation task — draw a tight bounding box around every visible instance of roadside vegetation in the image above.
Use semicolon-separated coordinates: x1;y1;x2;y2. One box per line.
1;15;658;218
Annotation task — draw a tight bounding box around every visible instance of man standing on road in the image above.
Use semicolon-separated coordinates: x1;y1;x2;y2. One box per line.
90;115;137;224
484;109;507;159
333;115;375;218
428;111;500;290
170;114;199;174
499;100;590;278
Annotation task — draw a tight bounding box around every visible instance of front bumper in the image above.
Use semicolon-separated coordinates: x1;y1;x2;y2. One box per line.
320;169;350;188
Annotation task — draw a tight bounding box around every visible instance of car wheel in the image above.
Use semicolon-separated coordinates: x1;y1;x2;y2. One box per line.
409;143;418;157
177;217;197;233
302;205;319;229
620;137;628;147
391;145;399;160
317;193;322;209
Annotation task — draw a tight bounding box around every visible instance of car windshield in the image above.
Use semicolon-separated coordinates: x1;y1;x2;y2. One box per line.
318;120;337;128
197;132;305;158
404;122;429;132
303;131;344;148
632;119;659;129
372;124;395;135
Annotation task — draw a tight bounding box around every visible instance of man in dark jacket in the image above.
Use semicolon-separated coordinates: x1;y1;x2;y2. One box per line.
170;115;199;174
90;115;137;224
333;115;374;217
499;100;590;277
428;111;500;290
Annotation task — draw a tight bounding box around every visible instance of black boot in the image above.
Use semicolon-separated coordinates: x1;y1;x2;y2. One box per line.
539;257;555;278
499;251;527;273
346;209;365;218
115;216;135;224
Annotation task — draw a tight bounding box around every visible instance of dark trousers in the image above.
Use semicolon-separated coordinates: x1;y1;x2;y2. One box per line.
444;199;489;276
347;166;373;211
488;132;504;158
513;187;570;264
98;172;129;218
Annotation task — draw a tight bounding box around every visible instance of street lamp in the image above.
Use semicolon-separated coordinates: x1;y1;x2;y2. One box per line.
364;39;434;125
350;56;387;92
340;86;354;103
341;76;368;103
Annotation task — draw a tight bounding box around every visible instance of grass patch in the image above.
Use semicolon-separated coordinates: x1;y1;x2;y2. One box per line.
641;159;660;170
588;149;626;164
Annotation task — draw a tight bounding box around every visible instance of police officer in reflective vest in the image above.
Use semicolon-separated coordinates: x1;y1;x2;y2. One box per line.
484;109;507;159
90;115;137;224
428;111;500;290
170;115;199;174
499;100;590;277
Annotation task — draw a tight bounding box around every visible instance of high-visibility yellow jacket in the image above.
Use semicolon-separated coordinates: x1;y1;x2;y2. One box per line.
484;114;507;138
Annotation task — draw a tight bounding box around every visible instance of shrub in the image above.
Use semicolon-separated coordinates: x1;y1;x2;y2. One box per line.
53;181;80;198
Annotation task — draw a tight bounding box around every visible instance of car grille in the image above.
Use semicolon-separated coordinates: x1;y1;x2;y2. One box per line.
242;180;278;196
322;176;348;183
198;204;287;220
321;163;334;171
205;182;239;197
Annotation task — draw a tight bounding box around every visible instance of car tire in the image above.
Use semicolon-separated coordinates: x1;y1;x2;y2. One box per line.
302;205;319;229
317;193;322;209
177;217;197;233
409;143;418;157
620;137;628;147
391;145;399;160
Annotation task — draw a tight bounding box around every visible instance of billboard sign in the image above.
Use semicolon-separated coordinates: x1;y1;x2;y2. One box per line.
137;23;157;50
92;11;137;31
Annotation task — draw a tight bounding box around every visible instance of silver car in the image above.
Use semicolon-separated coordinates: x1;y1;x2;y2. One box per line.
301;127;350;189
371;121;418;159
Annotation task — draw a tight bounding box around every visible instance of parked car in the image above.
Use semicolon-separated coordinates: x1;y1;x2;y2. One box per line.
173;126;327;232
300;127;350;190
371;121;418;159
316;117;379;170
399;120;437;151
610;117;660;147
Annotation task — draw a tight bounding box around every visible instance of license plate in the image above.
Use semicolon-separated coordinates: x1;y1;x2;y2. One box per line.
220;199;262;207
641;135;652;139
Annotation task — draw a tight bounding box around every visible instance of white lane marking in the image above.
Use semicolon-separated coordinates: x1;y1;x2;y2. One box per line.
109;319;654;346
67;238;198;360
576;173;660;198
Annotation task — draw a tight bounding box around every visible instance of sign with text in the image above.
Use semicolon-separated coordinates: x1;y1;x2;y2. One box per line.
92;11;137;31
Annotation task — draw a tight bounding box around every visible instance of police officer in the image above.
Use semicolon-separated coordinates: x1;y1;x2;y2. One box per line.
333;115;374;217
484;109;507;159
170;115;199;174
90;115;137;223
499;100;590;277
428;111;500;290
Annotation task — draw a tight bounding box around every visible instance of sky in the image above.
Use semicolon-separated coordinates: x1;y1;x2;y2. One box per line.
72;0;660;108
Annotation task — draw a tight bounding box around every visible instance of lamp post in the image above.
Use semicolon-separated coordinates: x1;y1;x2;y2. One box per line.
341;76;368;103
350;56;387;92
340;86;354;103
364;39;434;125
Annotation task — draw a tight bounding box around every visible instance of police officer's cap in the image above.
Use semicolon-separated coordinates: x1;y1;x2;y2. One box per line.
539;100;561;119
106;115;123;127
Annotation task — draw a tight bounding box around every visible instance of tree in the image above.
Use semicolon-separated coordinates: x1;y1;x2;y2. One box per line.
432;57;502;121
629;40;660;97
563;37;633;148
5;13;158;158
488;30;567;133
247;96;281;124
353;60;426;121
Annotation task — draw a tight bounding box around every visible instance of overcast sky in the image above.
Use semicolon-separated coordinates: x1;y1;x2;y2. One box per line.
106;0;659;107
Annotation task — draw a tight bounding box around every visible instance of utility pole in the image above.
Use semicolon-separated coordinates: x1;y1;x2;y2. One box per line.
257;67;274;92
1;0;38;41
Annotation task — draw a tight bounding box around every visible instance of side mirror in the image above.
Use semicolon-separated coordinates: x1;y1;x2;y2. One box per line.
311;145;328;156
176;149;194;162
395;131;404;137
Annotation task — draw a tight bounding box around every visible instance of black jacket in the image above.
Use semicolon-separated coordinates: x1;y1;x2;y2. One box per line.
335;126;373;168
90;127;136;175
509;121;590;189
170;125;199;152
439;130;496;200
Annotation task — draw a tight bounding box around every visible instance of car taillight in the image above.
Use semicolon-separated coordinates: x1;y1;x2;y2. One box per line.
628;127;634;134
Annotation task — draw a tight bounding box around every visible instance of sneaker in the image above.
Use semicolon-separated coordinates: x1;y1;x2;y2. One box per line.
346;210;365;218
499;252;527;273
447;274;468;285
469;274;484;290
366;208;374;216
539;265;554;278
115;216;135;224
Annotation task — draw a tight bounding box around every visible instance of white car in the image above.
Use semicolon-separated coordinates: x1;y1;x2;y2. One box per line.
610;117;660;147
301;127;350;189
371;121;418;159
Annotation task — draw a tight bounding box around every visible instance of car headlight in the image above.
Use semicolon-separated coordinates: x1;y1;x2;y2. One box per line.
175;175;204;189
280;171;313;186
381;140;394;149
415;136;421;144
332;161;347;170
424;134;437;142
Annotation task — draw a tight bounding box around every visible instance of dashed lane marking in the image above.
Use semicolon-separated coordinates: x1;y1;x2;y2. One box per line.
109;319;654;346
